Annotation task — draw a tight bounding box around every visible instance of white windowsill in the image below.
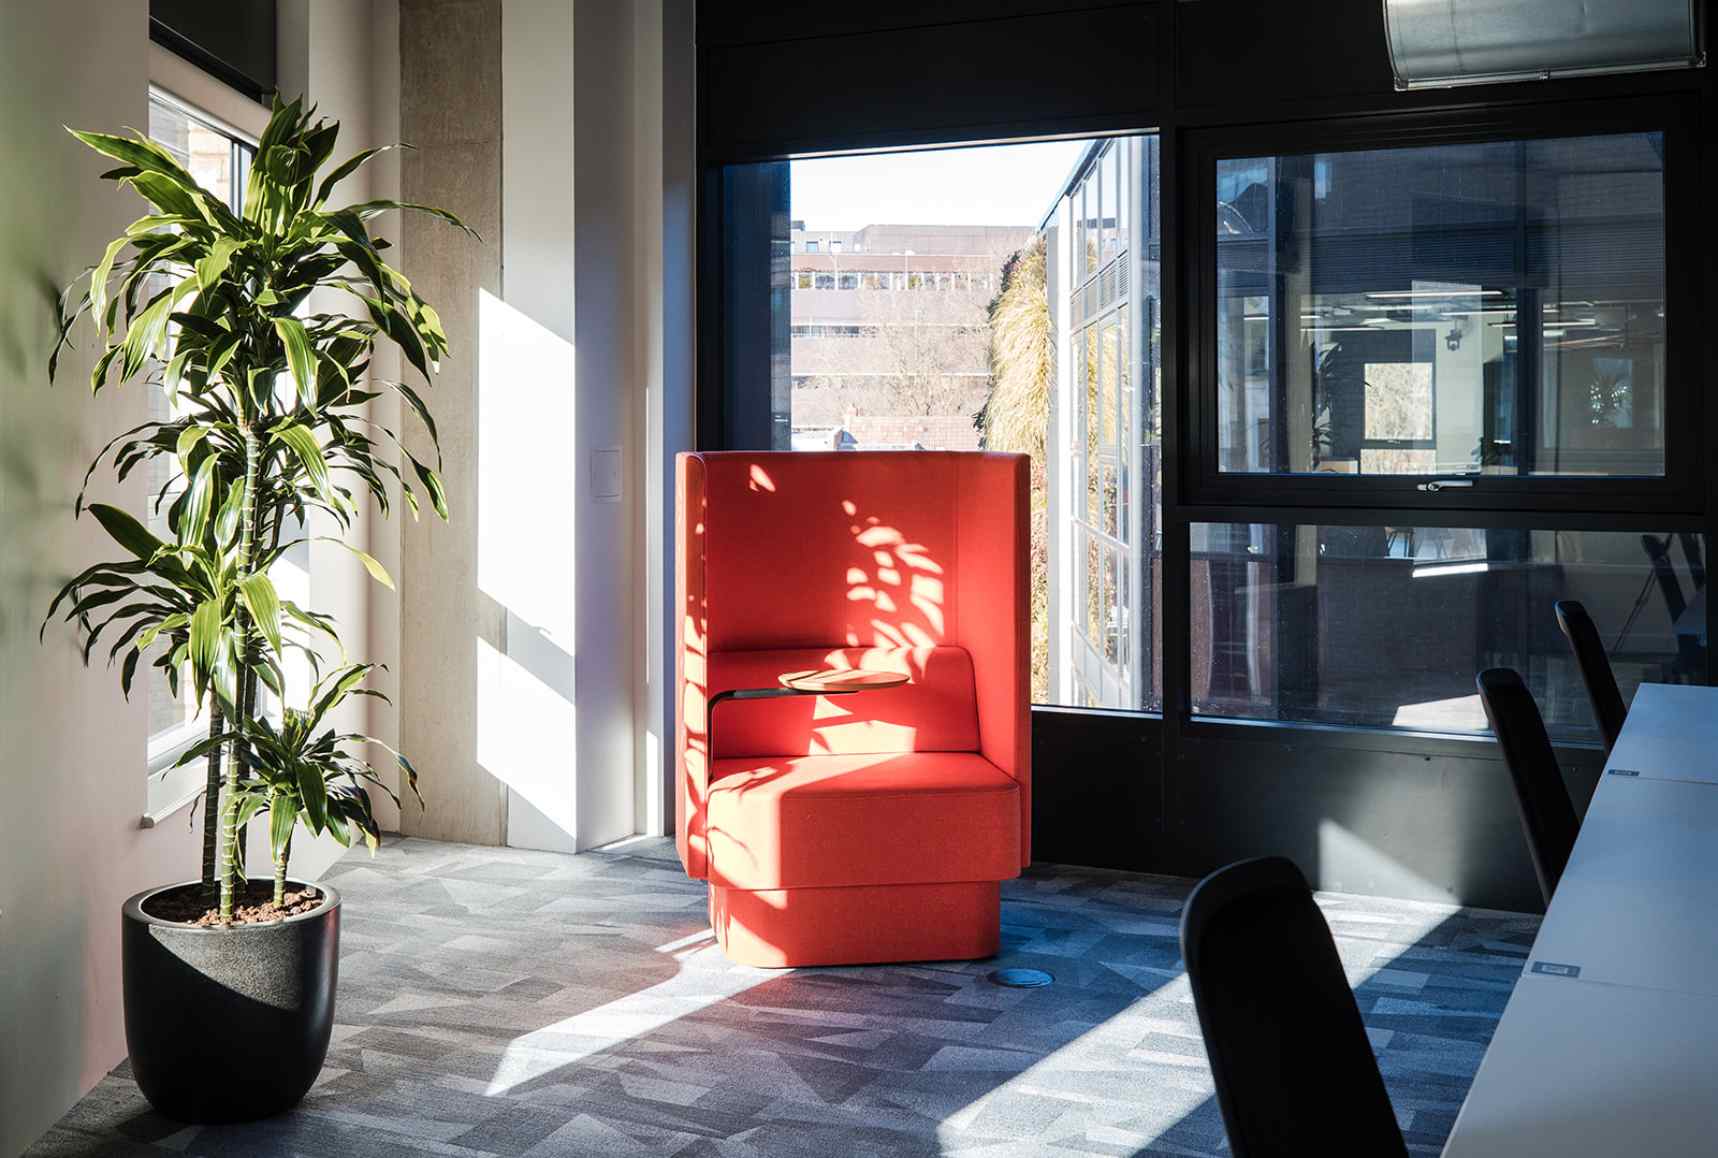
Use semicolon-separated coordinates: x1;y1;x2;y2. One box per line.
140;768;204;828
142;720;209;829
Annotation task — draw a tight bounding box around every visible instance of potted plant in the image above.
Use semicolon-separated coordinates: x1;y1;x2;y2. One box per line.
43;95;467;1122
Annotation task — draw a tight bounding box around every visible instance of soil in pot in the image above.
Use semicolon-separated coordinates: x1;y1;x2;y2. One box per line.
141;881;326;926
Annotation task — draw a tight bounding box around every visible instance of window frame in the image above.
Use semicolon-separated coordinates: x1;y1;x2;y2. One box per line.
1184;94;1703;516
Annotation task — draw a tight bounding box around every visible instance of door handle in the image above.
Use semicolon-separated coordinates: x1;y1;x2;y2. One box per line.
1416;479;1475;493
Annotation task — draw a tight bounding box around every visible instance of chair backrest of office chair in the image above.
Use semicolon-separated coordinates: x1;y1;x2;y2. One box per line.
1476;668;1580;906
1555;600;1627;753
1180;857;1408;1158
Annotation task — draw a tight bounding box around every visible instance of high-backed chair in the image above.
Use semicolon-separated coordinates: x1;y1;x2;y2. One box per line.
1181;857;1408;1158
1554;600;1627;752
675;450;1029;967
1476;668;1580;906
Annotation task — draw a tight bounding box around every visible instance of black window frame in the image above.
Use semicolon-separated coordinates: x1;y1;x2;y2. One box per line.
1183;94;1704;516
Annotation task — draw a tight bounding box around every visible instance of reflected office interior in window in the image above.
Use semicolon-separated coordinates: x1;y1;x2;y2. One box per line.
720;136;1162;712
1191;523;1705;744
1216;133;1667;478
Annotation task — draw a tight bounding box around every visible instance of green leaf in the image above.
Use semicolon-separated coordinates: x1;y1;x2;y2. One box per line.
196;236;242;291
271;421;331;501
176;455;217;547
345;543;393;590
315;144;400;206
214;476;246;550
88;503;168;562
188;597;223;687
237;571;283;656
410;458;449;520
88;234;130;333
272;315;316;408
270;794;299;856
297;759;328;833
68;128;199;190
346;199;479;239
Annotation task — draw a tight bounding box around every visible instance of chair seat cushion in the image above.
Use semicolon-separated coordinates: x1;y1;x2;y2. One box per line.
705;751;1021;890
708;645;978;758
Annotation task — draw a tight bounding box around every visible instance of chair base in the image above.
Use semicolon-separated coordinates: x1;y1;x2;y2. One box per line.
708;880;1001;967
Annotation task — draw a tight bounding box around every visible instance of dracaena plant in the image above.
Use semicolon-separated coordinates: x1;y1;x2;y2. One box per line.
44;95;468;922
177;663;421;904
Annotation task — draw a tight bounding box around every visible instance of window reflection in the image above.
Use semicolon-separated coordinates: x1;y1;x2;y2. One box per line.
1191;523;1707;742
1216;134;1667;478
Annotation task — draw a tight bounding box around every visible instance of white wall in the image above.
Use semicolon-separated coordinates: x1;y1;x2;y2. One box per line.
0;5;398;1150
474;0;694;853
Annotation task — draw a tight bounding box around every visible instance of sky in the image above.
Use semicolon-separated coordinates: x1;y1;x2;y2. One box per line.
790;138;1091;233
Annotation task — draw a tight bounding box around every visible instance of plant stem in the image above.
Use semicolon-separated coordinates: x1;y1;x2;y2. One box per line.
200;700;225;898
217;423;261;924
272;798;290;906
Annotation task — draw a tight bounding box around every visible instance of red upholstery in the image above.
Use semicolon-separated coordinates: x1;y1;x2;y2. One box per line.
676;451;1030;966
708;646;978;758
705;752;1021;890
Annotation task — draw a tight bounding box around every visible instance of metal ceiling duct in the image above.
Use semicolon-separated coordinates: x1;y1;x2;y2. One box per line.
1382;0;1704;90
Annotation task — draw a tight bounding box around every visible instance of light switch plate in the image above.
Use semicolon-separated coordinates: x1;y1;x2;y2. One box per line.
591;447;622;502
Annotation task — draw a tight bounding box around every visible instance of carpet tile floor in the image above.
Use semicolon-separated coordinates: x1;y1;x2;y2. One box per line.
28;836;1537;1157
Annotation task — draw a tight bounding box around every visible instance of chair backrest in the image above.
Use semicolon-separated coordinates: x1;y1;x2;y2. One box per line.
1679;531;1706;592
1180;857;1407;1158
1642;533;1687;620
1554;600;1627;752
1475;668;1580;906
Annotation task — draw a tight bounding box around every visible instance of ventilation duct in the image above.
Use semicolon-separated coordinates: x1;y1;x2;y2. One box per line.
1383;0;1703;90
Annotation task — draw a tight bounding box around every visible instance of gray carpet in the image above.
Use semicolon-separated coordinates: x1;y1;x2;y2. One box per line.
28;837;1537;1157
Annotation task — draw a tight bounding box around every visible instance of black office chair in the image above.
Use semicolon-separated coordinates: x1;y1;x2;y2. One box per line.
1678;531;1706;592
1642;534;1705;679
1554;600;1627;752
1476;668;1580;906
1643;533;1688;621
1180;857;1408;1158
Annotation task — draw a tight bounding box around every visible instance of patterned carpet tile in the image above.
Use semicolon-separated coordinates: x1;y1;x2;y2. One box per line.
30;837;1534;1157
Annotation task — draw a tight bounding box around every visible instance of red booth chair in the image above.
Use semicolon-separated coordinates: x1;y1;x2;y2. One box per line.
676;451;1030;967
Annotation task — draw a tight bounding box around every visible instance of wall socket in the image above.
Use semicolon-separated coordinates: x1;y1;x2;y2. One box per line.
591;447;622;502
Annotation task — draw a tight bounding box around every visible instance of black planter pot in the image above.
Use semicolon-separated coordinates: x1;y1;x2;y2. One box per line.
121;880;340;1123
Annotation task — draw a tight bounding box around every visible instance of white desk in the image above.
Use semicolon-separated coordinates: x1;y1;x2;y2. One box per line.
1442;975;1718;1158
1444;684;1718;1156
1602;682;1718;785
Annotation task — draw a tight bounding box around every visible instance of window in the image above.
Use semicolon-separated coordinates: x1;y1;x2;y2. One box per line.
718;135;1160;710
806;239;819;252
1212;132;1669;481
1189;103;1705;745
1191;523;1705;745
144;91;256;807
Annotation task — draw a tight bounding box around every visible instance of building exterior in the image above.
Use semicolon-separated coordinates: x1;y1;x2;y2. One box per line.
787;223;1034;449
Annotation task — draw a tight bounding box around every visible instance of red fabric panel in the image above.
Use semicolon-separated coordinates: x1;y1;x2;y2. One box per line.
709;881;1001;968
676;453;709;879
708;645;978;758
697;452;962;652
704;751;1020;890
956;454;1032;866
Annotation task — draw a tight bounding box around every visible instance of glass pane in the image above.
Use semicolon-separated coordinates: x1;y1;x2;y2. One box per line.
1215;133;1667;478
1191;523;1707;743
